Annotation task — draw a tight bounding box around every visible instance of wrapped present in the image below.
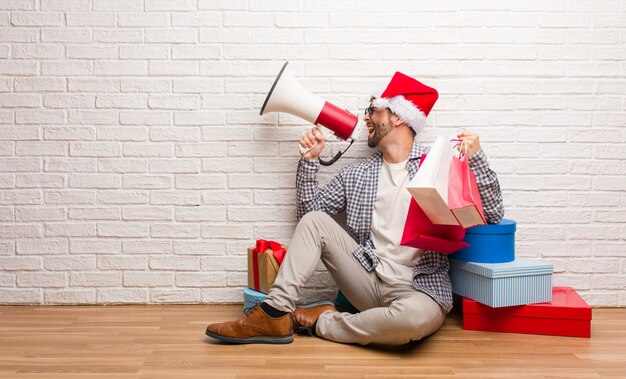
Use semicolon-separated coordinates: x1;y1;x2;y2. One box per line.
462;286;592;338
243;287;268;310
450;219;516;263
247;239;286;294
450;257;553;308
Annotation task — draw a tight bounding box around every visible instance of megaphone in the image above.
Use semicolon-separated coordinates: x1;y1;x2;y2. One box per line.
260;62;365;166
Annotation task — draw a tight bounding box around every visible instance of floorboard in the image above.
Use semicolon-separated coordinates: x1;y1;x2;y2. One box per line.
0;305;623;378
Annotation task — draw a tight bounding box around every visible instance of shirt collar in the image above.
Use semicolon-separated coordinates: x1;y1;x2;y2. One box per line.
408;137;427;160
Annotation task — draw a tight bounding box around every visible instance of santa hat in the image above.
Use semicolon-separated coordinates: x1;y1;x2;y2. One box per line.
371;72;438;135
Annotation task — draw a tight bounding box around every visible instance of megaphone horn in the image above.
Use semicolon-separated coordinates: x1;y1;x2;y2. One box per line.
260;62;364;165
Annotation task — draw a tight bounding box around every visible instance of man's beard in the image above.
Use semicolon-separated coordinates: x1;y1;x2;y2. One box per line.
367;115;393;148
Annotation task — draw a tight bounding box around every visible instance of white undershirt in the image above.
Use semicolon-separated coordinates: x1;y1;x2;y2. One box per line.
371;158;424;286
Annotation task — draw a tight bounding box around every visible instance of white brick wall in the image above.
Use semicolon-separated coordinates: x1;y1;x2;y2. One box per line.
0;1;624;307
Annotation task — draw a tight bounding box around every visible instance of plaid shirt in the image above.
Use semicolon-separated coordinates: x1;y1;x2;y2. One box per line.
296;138;504;313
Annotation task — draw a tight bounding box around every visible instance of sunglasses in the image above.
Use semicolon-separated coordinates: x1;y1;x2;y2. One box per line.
364;105;376;117
364;104;388;117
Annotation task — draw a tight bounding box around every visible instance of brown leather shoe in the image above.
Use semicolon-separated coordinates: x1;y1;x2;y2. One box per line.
205;305;293;344
292;301;336;336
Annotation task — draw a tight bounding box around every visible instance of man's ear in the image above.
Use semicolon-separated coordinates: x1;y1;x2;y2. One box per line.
394;116;405;127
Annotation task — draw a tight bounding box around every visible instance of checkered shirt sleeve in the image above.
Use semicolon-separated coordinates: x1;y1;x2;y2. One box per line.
296;158;346;219
468;149;505;224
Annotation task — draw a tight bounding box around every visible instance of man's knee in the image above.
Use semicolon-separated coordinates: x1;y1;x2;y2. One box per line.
299;211;332;229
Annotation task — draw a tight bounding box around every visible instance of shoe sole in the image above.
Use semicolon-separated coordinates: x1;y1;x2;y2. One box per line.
205;330;293;344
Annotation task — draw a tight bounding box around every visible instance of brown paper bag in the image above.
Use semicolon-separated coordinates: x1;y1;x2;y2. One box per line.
247;246;281;294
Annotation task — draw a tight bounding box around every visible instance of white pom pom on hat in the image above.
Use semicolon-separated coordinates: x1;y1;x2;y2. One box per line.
370;72;438;135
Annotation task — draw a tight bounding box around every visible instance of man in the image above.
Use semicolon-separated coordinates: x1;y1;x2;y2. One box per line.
205;72;504;345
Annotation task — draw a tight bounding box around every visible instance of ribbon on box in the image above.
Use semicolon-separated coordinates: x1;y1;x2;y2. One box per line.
250;239;286;292
253;240;286;264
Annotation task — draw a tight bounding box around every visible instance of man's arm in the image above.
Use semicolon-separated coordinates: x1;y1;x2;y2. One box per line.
456;130;504;224
468;149;504;224
296;158;347;220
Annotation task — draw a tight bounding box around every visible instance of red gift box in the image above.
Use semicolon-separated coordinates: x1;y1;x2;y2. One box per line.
462;286;592;338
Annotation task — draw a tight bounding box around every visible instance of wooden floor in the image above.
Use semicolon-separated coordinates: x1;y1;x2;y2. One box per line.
0;305;624;379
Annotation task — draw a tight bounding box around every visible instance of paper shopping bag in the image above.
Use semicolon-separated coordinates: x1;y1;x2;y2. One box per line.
407;135;458;225
402;152;468;254
400;197;469;255
448;154;486;228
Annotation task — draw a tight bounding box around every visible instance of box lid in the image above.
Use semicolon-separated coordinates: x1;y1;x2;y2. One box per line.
466;219;516;235
450;257;553;278
243;287;267;298
463;286;592;320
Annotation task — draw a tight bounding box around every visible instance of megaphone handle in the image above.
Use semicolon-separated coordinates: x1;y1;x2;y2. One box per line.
298;144;312;155
299;126;354;165
299;126;331;155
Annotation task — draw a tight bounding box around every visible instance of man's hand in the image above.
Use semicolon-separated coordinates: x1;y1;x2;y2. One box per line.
299;128;326;160
456;129;481;158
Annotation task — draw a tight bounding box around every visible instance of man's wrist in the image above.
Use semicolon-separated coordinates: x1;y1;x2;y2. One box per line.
298;156;320;174
468;148;489;169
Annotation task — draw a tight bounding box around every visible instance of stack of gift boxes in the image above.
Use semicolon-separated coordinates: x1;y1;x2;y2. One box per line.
449;219;592;338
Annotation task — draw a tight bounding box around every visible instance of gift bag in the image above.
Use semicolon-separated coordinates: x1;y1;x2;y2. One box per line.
448;153;486;228
401;197;469;254
247;239;287;294
407;135;458;225
401;153;468;255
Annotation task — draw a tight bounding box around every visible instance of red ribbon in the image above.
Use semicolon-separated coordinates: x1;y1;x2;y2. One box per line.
252;245;260;291
251;239;286;291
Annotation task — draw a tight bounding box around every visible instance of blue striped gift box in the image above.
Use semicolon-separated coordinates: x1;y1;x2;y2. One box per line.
450;257;553;308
